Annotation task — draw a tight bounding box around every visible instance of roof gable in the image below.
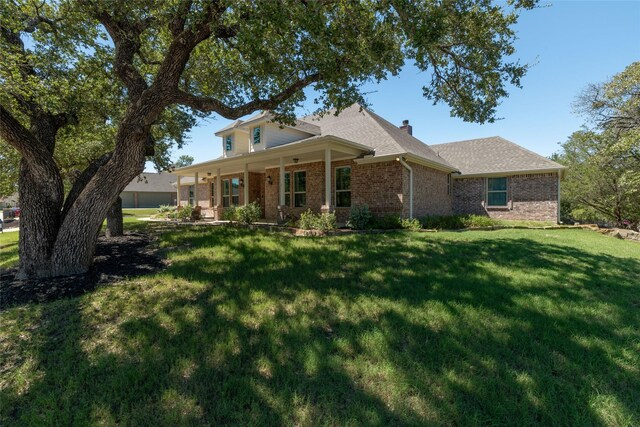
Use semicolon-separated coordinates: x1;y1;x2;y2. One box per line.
123;172;176;192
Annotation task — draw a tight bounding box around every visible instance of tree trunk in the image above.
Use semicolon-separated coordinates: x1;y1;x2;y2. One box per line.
105;197;123;238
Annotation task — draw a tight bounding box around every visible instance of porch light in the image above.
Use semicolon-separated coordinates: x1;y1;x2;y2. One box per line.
266;175;272;185
239;178;244;187
293;158;299;164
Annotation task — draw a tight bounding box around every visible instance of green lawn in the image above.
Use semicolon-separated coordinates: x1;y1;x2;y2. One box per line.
1;225;639;425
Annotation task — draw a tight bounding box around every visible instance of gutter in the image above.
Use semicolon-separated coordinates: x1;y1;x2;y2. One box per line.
397;156;413;219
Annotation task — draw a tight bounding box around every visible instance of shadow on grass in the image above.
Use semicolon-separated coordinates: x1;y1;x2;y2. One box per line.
2;228;639;425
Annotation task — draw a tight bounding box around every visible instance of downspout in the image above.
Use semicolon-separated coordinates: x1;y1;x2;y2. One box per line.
397;156;413;219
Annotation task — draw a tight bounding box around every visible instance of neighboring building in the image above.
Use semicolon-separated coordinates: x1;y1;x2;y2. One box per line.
172;104;564;222
121;173;177;208
0;193;19;208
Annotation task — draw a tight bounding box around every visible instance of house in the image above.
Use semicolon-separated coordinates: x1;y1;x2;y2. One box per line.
121;172;177;208
172;104;564;222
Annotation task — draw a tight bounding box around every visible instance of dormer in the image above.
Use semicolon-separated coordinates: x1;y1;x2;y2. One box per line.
215;120;250;158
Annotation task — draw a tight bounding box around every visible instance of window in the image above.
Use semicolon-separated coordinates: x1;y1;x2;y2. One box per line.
252;126;261;145
231;177;240;206
284;172;291;207
222;179;230;207
225;135;233;151
293;171;306;207
210;181;215;206
487;177;508;206
188;185;195;206
447;173;451;196
335;166;351;207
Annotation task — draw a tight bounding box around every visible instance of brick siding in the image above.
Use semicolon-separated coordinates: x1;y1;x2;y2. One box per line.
452;172;559;222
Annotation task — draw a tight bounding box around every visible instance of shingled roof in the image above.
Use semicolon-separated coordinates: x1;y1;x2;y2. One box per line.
123;172;176;192
431;136;565;176
303;104;455;170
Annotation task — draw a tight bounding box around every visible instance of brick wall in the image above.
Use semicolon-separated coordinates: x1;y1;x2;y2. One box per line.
410;162;452;217
452;172;559;221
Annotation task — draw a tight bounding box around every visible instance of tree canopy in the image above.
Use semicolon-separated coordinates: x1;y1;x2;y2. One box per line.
0;0;538;279
558;62;640;228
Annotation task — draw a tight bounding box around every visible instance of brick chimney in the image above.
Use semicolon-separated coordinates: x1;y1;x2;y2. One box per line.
399;119;412;135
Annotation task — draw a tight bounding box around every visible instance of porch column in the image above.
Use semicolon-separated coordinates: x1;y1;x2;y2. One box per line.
194;172;199;206
176;175;181;206
244;163;249;206
279;157;285;206
324;147;331;210
216;168;222;220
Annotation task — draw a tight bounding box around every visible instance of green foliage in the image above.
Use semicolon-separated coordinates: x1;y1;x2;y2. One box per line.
0;144;19;198
174;155;194;168
346;205;372;230
298;209;337;232
371;214;403;230
175;205;193;222
421;215;497;229
235;202;262;225
155;205;176;219
221;206;237;222
400;218;422;231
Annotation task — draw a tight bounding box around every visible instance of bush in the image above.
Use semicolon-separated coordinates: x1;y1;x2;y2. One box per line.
420;214;496;230
371;214;402;230
315;212;337;232
221;205;237;222
156;205;176;219
298;209;317;230
401;218;422;230
235;202;262;225
297;209;337;232
175;205;193;221
347;204;372;230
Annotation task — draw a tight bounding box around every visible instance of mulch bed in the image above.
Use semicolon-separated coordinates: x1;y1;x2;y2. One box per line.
0;232;165;310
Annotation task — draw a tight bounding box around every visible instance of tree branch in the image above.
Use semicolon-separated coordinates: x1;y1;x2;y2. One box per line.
61;151;113;222
171;73;321;118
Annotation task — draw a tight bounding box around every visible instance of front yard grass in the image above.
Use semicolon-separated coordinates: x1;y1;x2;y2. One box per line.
1;226;639;425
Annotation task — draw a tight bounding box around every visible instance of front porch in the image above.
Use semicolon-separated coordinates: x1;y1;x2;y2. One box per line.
173;137;371;221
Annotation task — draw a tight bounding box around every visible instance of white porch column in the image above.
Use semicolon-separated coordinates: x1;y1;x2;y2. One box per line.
216;168;222;207
194;172;199;206
279;157;285;206
244;163;249;206
176;175;181;206
324;147;331;209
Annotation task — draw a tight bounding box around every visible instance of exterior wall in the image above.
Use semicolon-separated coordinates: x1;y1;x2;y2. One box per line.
264;161;326;220
221;129;250;158
263;124;310;149
410;162;452;217
121;191;175;208
452;172;559;222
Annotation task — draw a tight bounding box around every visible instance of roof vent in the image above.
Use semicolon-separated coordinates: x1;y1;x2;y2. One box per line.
399;119;412;136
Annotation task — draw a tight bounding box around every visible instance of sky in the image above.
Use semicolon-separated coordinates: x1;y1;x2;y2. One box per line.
155;1;640;170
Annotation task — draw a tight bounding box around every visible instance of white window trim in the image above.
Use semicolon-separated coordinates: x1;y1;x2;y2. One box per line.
335;166;351;207
447;173;451;196
224;135;233;152
486;177;509;208
252;125;262;145
283;171;291;207
231;177;240;206
210;181;215;207
293;170;306;207
222;179;231;207
188;185;195;206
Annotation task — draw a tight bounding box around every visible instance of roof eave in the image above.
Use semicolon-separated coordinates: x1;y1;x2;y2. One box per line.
453;166;567;179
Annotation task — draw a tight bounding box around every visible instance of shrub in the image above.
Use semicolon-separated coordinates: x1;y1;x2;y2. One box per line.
156;204;176;219
235;202;262;225
371;214;402;230
175;205;193;221
298;209;316;230
420;214;496;230
221;205;237;222
401;218;422;230
347;204;372;230
315;212;337;233
297;209;337;232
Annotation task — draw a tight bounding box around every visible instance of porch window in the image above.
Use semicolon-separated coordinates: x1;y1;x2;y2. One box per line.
231;177;240;205
222;179;230;207
252;126;261;145
210;181;215;206
335;166;351;207
487;177;508;206
225;135;233;151
188;185;195;206
284;172;291;207
294;171;306;207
